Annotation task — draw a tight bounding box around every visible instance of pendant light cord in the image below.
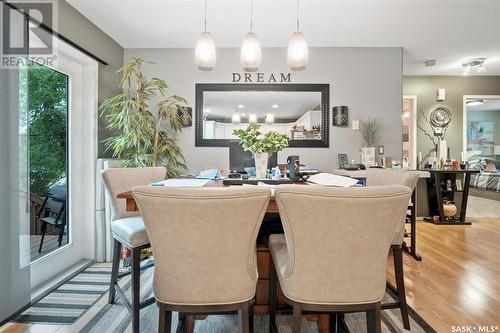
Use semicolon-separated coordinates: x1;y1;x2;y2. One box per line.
204;0;207;32
296;0;300;32
250;0;253;31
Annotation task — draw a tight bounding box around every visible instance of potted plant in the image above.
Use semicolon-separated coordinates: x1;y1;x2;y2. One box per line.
100;57;190;177
360;118;379;167
233;124;289;178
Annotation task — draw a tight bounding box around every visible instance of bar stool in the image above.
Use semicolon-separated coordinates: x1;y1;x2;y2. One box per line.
132;186;270;333
366;168;419;330
101;167;166;333
269;185;412;333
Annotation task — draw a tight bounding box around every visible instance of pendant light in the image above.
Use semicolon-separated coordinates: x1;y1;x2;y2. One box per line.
195;0;216;71
241;0;262;72
248;111;257;124
232;111;241;124
287;0;309;71
265;112;274;124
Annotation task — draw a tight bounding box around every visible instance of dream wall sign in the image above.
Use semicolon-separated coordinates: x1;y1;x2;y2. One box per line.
231;72;292;83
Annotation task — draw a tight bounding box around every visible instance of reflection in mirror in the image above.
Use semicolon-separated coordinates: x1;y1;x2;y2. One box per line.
202;91;322;140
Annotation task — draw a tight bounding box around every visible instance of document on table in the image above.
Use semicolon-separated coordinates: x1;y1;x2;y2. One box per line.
151;179;213;187
307;173;358;187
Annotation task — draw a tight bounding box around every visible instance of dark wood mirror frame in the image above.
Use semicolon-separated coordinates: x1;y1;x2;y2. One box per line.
195;83;330;148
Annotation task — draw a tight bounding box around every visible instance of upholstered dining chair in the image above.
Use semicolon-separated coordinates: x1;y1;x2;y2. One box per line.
101;167;166;333
132;186;271;333
269;185;412;333
366;168;419;329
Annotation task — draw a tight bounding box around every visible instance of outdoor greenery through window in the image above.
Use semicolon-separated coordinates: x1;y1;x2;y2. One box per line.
20;62;69;262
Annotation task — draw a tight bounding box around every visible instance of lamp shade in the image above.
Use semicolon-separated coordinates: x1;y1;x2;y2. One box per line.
265;112;274;124
232;112;241;124
240;32;262;72
287;31;309;71
248;112;257;123
195;31;216;71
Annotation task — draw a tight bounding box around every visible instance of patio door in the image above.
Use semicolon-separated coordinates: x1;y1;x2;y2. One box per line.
26;32;99;291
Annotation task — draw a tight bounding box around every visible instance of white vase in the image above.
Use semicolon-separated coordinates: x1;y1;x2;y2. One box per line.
254;153;268;179
360;147;376;167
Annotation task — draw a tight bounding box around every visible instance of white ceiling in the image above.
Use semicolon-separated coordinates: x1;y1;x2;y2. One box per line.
204;91;320;119
67;0;500;75
467;99;500;112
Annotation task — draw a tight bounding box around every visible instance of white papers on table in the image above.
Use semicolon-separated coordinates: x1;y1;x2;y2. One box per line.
307;173;358;187
151;179;213;187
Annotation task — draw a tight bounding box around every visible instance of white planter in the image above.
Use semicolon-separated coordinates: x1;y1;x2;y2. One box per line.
254;153;268;179
360;147;376;167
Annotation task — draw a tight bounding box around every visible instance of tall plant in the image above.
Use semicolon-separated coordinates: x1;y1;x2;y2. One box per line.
360;118;379;147
100;57;190;177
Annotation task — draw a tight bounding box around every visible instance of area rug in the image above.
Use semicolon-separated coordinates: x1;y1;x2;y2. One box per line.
14;262;436;332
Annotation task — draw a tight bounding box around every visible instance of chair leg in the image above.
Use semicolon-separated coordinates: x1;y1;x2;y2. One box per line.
269;260;278;333
108;239;121;304
249;300;254;333
158;304;172;333
131;247;141;333
292;302;302;333
57;225;65;247
366;302;381;333
238;302;250;333
38;221;47;253
183;315;195;333
393;246;410;330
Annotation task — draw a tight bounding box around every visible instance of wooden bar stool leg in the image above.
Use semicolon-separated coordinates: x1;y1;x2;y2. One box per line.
238;302;250;333
393;246;410;330
131;247;141;333
292;302;302;333
269;261;278;333
366;302;381;333
108;239;121;304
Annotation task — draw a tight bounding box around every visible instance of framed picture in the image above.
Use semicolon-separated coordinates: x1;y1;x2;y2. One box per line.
338;153;348;169
467;121;494;155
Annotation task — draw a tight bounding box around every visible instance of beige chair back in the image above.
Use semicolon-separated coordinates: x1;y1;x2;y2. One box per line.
274;184;412;305
366;169;419;244
101;167;166;221
132;186;270;305
366;169;419;189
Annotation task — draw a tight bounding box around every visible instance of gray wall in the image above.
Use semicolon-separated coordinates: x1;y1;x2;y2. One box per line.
58;0;124;157
124;47;403;174
404;76;500;160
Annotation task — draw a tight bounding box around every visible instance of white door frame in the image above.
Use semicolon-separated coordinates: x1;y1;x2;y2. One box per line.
463;95;500;157
403;95;418;168
28;38;98;290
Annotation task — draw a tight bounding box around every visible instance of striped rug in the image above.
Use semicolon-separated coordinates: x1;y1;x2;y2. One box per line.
14;262;124;324
14;262;435;332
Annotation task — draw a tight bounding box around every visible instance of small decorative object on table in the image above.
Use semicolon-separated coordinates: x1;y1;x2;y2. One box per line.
233;124;289;179
443;200;457;219
359;118;379;167
332;106;348;126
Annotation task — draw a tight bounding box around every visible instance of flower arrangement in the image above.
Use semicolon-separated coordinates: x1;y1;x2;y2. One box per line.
233;123;289;155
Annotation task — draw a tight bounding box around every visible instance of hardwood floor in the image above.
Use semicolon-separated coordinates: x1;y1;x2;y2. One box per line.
388;217;500;333
2;217;499;333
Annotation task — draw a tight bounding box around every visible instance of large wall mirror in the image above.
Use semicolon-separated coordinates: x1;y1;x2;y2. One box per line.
195;83;329;147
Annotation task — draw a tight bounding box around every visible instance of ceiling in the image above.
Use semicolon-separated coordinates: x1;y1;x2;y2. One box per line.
67;0;500;75
467;99;500;112
204;91;320;119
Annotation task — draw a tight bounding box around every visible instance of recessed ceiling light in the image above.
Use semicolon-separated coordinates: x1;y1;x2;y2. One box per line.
241;113;246;116
237;104;245;109
466;99;485;106
272;104;279;108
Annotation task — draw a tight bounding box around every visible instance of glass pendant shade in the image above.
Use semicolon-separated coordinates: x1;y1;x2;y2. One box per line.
287;31;309;71
248;112;257;123
265;112;274;124
195;32;216;71
240;32;262;72
232;112;241;124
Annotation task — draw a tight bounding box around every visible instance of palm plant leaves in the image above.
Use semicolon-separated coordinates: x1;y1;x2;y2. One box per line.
100;57;190;177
